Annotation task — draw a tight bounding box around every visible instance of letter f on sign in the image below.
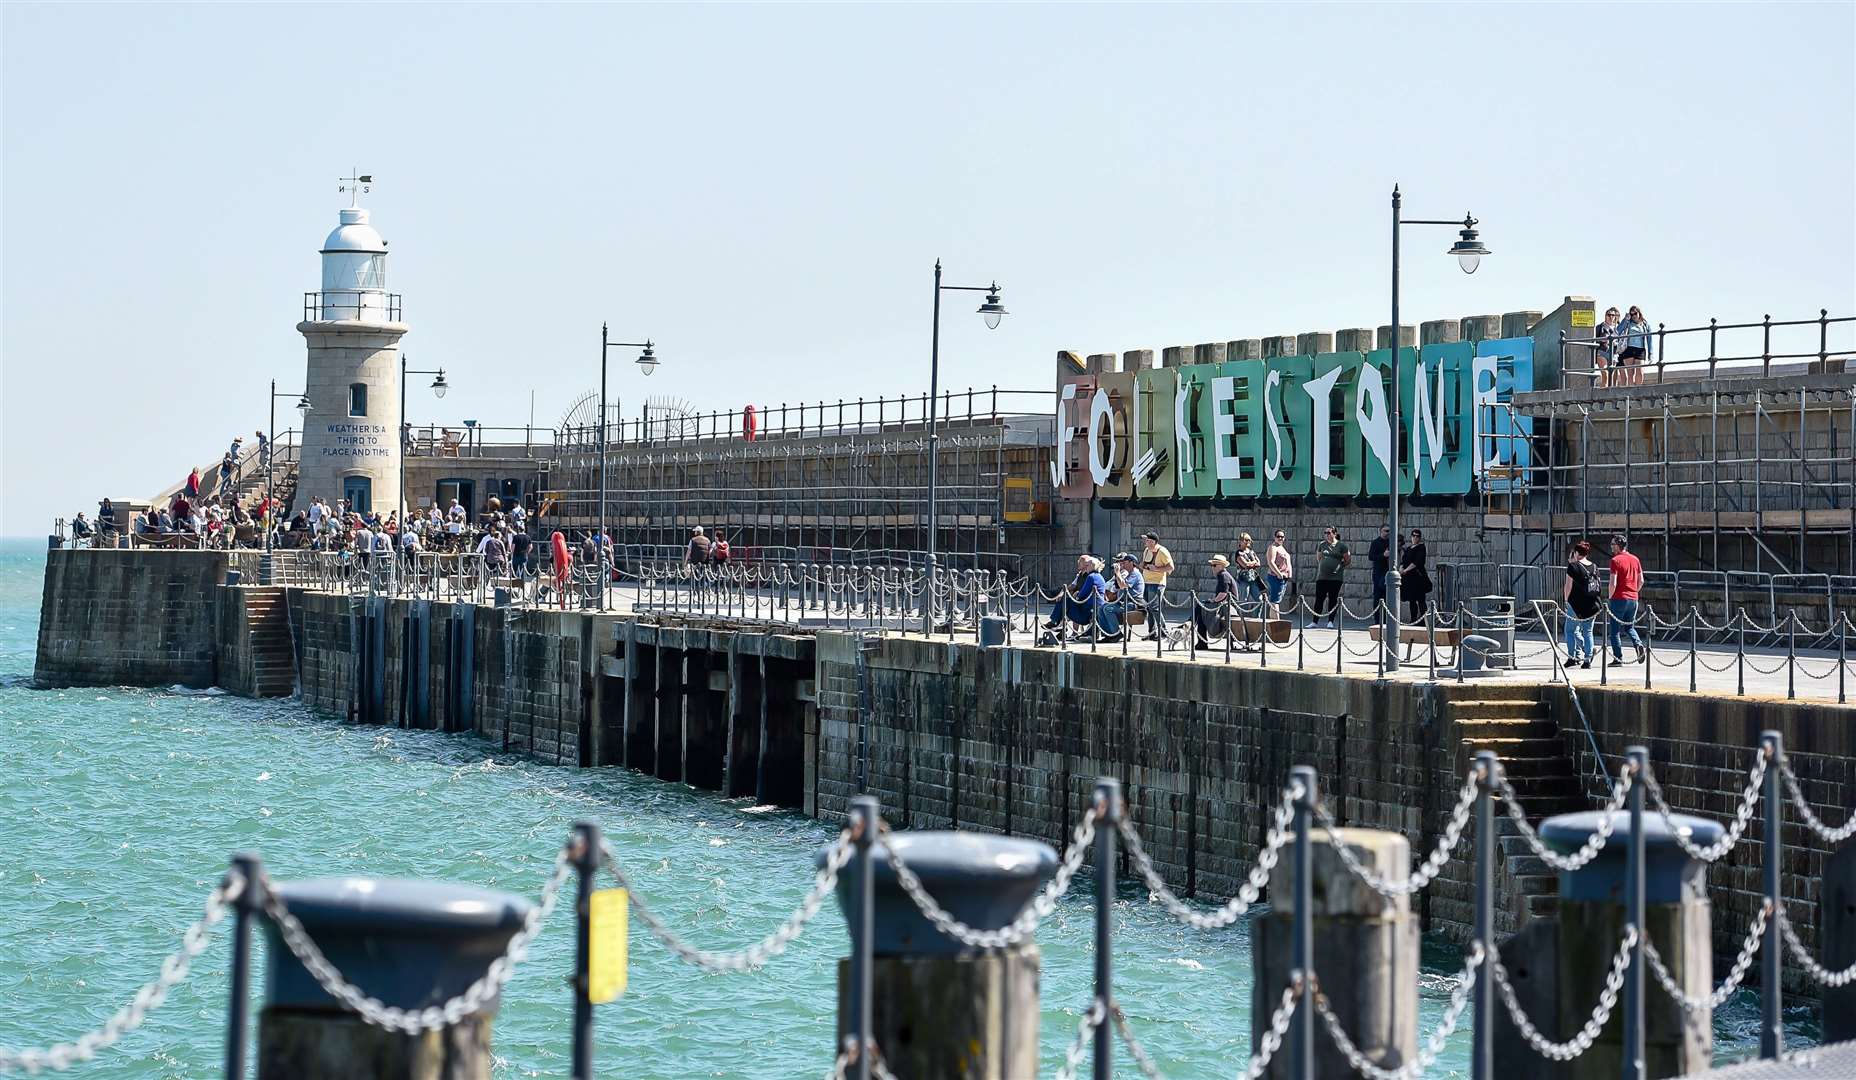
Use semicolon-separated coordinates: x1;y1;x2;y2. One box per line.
1050;383;1078;487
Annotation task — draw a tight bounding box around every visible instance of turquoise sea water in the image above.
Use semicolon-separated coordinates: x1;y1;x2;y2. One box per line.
0;540;1815;1077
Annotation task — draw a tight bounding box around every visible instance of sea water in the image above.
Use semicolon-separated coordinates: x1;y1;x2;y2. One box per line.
0;540;1815;1077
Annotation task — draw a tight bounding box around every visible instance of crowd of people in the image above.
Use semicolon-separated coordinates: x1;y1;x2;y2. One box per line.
1592;304;1654;387
1038;526;1435;649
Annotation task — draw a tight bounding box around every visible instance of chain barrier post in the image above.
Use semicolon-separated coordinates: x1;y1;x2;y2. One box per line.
1761;730;1783;1059
1737;611;1746;696
1473;753;1495;1080
1689;609;1698;693
849;796;878;1080
1624;746;1648;1080
1290;765;1317;1080
1644;609;1653;690
571;821;601;1080
1094;779;1120;1080
1457;601;1466;684
224;853;262;1080
1787;609;1796;700
1601;605;1610;686
1841;614;1848;704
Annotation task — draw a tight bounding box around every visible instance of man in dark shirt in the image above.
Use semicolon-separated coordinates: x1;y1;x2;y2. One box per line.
1196;554;1240;647
1368;525;1392;618
511;530;533;575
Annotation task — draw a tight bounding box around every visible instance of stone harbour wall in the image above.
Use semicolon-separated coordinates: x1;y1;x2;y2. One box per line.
33;548;234;688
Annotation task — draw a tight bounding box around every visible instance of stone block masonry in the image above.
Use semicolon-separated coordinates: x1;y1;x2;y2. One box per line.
34;549;235;688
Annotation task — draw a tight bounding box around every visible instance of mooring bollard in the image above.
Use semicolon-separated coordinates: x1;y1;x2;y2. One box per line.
1252;819;1417;1079
823;823;1058;1079
1540;791;1719;1079
257;877;533;1080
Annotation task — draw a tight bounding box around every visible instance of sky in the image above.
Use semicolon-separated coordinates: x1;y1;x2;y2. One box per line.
2;3;1852;535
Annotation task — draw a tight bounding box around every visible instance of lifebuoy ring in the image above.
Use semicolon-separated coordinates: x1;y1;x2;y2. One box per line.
743;404;758;442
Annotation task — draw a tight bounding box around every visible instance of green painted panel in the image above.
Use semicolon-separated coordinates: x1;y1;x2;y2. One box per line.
1262;356;1313;498
1361;347;1417;496
1415;342;1472;495
1214;359;1267;498
1175;365;1218;499
1133;369;1177;500
1308;352;1362;498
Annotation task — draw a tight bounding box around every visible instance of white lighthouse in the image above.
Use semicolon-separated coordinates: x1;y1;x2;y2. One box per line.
296;177;406;518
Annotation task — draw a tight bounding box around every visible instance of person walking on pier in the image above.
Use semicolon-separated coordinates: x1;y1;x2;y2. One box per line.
1264;530;1292;618
686;526;711;565
1313;525;1350;629
1368;525;1391;617
1137;532;1173;641
1563;540;1601;668
1606;534;1647;664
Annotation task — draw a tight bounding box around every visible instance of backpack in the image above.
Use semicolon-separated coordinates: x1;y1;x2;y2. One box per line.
712;539;731;563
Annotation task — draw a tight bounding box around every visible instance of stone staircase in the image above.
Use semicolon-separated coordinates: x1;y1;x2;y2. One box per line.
1445;689;1587;933
244;587;297;697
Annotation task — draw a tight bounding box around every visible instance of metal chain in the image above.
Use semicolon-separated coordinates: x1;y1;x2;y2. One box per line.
1241;979;1302;1080
1117;782;1300;930
1497;761;1633;873
264;846;571;1034
1643;900;1769;1013
881;812;1096;950
1109;1002;1166;1079
1778;909;1856;987
1490;924;1638;1061
1780;757;1856;843
604;832;851;970
0;874;237;1075
1051;1000;1108;1080
1311;941;1483;1080
1643;749;1768;863
1317;770;1478;896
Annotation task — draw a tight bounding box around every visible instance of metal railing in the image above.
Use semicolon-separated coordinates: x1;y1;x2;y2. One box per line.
557;386;1054;449
1560;309;1854;386
302;291;404;323
7;734;1847;1079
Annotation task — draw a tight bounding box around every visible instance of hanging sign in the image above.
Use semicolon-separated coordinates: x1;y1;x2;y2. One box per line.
588;887;629;1003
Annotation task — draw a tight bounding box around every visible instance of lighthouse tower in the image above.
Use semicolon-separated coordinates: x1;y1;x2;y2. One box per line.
296;178;407;518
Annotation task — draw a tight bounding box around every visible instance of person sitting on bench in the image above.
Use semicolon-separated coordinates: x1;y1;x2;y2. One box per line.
1096;552;1146;640
1043;555;1107;640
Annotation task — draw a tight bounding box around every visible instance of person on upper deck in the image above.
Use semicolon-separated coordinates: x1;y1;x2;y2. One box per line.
1615;306;1652;387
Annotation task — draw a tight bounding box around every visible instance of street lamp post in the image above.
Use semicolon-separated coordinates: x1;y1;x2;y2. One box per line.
922;259;1007;634
399;357;450;534
1384;185;1488;669
599;324;658;609
261;380;311;585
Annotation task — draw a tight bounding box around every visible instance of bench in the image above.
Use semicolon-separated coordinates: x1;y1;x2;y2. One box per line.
1227;617;1292;644
1368;625;1463;647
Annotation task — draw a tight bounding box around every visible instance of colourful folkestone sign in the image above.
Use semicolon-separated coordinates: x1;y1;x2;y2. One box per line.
1052;339;1533;501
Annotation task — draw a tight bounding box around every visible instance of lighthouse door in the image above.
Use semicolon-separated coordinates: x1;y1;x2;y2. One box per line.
343;476;373;515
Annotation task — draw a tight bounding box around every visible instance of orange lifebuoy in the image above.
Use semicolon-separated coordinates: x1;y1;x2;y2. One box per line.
743;404;758;442
551;531;571;583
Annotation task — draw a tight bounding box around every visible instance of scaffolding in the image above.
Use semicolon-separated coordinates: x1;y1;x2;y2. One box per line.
547;387;1057;574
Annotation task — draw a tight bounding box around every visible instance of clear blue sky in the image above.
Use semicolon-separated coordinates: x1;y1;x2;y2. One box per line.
3;3;1851;535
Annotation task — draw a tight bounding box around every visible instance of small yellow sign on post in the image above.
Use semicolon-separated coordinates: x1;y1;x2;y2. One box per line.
588;888;628;1003
1570;309;1597;328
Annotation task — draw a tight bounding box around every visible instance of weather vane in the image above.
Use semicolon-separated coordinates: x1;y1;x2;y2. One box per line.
338;168;374;207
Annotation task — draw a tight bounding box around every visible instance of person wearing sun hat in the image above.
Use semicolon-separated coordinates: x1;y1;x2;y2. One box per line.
1197;553;1240;647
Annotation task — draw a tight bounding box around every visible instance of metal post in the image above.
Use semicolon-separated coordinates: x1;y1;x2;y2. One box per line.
1093;779;1120;1080
263;382;276;585
1472;753;1496;1080
1645;605;1653;690
1689;608;1698;693
1788;608;1797;700
1760;730;1783;1059
224;852;261;1080
598;326;609;608
1289;765;1318;1080
1385;185;1403;671
922;261;944;635
1737;610;1746;696
849;796;879;1080
571;821;601;1080
1623;746;1647;1080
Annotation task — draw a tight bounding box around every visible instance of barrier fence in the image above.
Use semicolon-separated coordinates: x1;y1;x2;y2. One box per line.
5;732;1850;1079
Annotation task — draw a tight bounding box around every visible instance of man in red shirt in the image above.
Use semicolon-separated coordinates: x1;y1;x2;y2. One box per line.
1606;534;1647;664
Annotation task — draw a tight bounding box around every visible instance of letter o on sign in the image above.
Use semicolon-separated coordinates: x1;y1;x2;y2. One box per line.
1088;387;1117;487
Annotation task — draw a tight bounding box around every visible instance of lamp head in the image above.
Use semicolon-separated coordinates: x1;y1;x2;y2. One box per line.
1448;215;1489;274
977;286;1008;330
431;370;449;399
637;341;659;376
295;395;312;414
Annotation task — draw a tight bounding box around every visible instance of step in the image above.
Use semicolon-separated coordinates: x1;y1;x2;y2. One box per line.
1454;718;1559;740
1460;737;1570;758
1446;699;1548;721
1505;853;1551;878
1511;873;1558;898
1440;684;1541;703
1496;756;1578;779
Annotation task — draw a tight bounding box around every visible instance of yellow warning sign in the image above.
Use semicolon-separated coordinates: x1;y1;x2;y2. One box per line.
588;888;628;1003
1570;309;1596;328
